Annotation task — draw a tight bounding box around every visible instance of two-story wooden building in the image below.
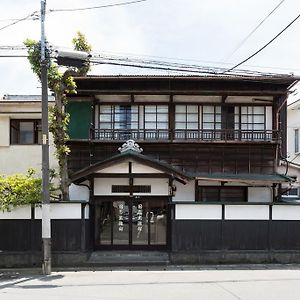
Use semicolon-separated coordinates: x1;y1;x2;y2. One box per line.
64;75;300;263
2;75;300;266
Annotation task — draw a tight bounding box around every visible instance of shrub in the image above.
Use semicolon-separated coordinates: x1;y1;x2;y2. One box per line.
0;169;42;211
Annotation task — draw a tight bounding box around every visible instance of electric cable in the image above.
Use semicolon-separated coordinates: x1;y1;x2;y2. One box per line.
0;11;39;32
225;0;286;61
223;12;300;74
49;0;147;13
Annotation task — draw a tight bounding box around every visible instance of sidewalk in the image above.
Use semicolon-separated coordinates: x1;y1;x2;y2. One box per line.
1;265;300;299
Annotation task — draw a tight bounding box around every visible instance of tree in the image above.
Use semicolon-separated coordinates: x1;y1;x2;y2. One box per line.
24;32;92;201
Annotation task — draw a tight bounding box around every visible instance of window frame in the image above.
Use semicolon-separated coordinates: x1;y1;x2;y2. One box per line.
97;104;169;131
196;186;248;203
10;119;42;145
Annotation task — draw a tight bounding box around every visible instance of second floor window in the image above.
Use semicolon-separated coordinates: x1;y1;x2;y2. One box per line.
98;105;168;130
10;119;41;145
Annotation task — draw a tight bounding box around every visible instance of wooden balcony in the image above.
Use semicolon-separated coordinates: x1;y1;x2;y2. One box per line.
89;129;280;143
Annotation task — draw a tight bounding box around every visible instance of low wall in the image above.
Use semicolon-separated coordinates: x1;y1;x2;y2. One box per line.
172;203;300;264
0;202;90;267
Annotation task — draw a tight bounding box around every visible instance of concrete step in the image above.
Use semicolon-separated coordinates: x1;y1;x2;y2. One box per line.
88;251;170;266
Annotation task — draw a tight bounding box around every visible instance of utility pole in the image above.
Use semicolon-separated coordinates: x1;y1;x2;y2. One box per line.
40;0;51;275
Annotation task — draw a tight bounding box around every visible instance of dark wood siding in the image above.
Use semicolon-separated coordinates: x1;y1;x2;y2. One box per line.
68;142;276;175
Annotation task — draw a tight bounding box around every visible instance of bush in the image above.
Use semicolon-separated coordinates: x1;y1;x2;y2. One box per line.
0;169;42;211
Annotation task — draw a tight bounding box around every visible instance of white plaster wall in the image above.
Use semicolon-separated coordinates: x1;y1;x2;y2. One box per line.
225;205;269;220
173;180;195;202
85;205;89;219
0;206;31;219
95;95;131;102
173;95;221;103
94;177;168;196
69;183;89;201
134;178;169;195
266;106;272;130
248;187;272;203
287;107;300;165
0;116;9;146
35;203;84;219
272;205;300;220
94;178;129;195
0;112;57;176
97;162;129;173
0;144;57;175
134;95;170;102
97;161;163;174
175;204;222;220
132;162;162;173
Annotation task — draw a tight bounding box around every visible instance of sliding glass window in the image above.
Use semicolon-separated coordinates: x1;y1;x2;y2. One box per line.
175;105;200;130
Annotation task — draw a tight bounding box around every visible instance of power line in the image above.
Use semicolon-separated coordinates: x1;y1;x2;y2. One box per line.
0;11;39;32
225;0;285;61
223;12;300;74
0;46;298;76
49;0;147;13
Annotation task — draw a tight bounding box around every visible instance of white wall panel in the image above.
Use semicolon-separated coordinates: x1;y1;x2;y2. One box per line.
0;116;9;146
173;180;195;202
94;178;128;195
134;178;169;195
0;206;31;219
132;162;162;173
173;95;221;103
97;162;129;173
272;205;300;220
175;204;222;220
35;203;82;219
225;205;269;220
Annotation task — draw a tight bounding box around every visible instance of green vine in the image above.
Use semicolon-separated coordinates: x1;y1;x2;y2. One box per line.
24;32;91;201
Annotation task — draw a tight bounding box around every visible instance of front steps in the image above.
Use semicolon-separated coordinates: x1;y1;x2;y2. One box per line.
88;251;170;266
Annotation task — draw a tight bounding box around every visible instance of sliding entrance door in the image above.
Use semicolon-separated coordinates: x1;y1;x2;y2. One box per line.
95;197;168;250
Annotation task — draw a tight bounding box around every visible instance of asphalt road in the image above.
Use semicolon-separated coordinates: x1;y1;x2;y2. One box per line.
1;266;300;300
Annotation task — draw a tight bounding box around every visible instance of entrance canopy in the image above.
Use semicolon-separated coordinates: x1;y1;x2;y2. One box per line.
70;148;191;184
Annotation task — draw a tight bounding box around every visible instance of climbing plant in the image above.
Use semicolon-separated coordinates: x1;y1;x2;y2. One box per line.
24;32;91;201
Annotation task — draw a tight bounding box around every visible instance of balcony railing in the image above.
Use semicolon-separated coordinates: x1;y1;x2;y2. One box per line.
90;129;280;142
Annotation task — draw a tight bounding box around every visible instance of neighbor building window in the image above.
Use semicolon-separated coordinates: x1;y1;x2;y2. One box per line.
10;119;42;145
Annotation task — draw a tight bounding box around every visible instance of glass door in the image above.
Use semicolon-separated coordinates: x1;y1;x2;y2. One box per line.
95;197;168;249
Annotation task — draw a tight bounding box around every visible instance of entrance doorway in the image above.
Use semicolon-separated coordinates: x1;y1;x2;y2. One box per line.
94;197;168;250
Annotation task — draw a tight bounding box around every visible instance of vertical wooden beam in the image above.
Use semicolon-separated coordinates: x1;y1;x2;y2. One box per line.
169;95;175;141
89;176;95;250
80;203;86;251
194;179;198;201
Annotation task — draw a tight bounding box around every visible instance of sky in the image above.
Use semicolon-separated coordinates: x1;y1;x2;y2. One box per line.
0;0;300;98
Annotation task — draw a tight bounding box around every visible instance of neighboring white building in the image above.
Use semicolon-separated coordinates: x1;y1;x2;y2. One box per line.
0;95;57;175
286;97;300;197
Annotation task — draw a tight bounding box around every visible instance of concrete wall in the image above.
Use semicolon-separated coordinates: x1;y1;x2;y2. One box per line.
0;113;58;176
